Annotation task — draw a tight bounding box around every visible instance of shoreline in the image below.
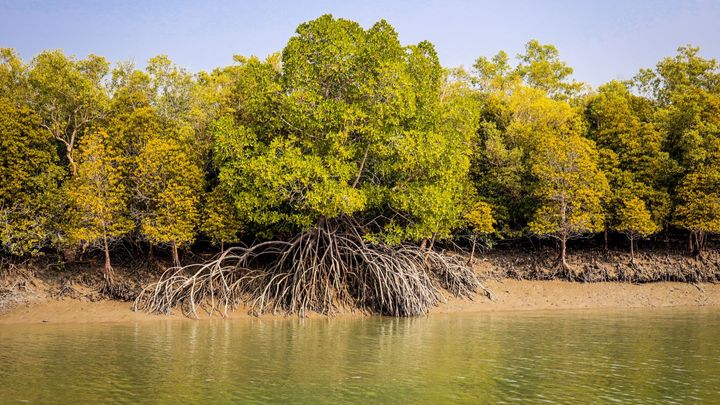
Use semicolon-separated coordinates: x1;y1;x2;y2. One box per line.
2;279;718;325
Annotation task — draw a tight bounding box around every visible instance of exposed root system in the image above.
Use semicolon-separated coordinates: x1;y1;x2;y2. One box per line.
133;221;489;318
491;248;720;283
0;264;35;313
100;280;136;302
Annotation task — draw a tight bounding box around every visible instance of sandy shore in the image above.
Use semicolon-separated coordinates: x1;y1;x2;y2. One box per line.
1;279;718;325
438;279;719;313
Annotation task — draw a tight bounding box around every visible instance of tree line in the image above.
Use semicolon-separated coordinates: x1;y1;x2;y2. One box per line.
2;15;719;284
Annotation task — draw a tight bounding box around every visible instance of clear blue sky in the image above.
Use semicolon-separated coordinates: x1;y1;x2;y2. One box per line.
1;0;718;87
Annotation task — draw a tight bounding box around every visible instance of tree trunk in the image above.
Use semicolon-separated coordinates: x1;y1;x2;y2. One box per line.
220;239;225;252
172;241;180;268
559;200;569;271
688;231;704;257
467;237;477;266
102;232;114;285
603;225;609;251
688;231;694;255
67;144;77;177
629;235;635;262
419;238;427;251
696;231;705;258
424;233;437;263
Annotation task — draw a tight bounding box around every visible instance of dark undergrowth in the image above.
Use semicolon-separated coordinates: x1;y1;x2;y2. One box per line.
481;247;720;283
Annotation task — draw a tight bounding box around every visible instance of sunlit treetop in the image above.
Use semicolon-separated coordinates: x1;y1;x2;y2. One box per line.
473;40;585;99
212;14;481;242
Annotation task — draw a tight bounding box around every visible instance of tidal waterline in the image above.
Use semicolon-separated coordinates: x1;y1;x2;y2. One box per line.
1;308;718;404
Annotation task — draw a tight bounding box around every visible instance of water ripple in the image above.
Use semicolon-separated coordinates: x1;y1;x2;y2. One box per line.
0;308;719;403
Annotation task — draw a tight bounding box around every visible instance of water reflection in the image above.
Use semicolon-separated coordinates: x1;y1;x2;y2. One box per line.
1;309;718;403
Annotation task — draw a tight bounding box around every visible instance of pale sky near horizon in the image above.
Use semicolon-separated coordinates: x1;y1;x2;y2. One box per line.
1;0;718;87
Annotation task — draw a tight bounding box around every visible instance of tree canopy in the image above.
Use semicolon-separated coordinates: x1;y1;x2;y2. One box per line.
1;18;719;274
211;16;479;244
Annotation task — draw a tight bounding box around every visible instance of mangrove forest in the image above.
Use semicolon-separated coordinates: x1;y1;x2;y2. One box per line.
2;15;720;317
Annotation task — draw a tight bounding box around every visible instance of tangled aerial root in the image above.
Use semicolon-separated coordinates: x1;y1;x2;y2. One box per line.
133;221;491;318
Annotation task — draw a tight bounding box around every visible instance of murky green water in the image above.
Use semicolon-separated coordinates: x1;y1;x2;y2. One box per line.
1;308;719;404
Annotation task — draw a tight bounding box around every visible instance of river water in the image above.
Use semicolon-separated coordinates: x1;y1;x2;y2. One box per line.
1;308;718;404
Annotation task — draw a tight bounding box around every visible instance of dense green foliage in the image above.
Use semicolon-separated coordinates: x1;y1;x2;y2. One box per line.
66;130;133;277
0;97;64;255
1;15;720;271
